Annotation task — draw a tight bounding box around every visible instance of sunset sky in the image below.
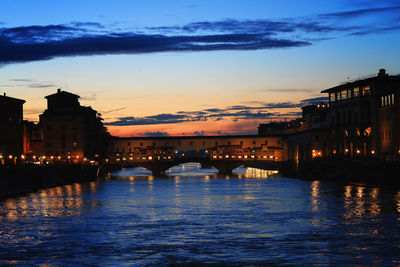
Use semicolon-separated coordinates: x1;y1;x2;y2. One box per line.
1;0;399;136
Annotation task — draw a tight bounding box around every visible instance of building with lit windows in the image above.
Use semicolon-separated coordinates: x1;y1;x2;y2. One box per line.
321;69;400;159
39;89;108;162
0;93;25;163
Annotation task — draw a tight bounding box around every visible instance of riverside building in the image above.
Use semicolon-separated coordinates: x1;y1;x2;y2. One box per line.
0;93;25;164
39;89;108;163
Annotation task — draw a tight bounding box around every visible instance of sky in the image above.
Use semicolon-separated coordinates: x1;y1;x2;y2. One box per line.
0;0;399;137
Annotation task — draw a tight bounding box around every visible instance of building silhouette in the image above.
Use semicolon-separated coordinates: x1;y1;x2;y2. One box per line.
39;89;108;162
0;93;25;162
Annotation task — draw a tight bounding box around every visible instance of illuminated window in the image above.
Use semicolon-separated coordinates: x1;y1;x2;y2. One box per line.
353;87;359;97
341;90;348;100
362;86;370;96
336;91;340;101
329;93;335;102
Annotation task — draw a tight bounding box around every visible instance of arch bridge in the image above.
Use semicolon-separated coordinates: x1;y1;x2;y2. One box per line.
106;135;288;175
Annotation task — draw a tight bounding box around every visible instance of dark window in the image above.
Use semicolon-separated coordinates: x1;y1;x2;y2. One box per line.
227;141;231;145
128;142;131;146
252;141;256;145
265;140;268;145
140;142;143;146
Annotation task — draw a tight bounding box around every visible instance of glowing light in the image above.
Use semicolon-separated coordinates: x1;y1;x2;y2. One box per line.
148;156;152;160
50;156;54;159
356;149;361;154
8;155;12;159
345;148;349;153
371;150;375;155
21;154;25;159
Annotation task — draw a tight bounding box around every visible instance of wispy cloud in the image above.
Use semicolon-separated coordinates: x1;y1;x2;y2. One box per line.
105;96;327;126
0;78;58;89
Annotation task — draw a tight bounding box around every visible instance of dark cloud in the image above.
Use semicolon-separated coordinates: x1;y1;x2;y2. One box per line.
8;78;32;82
300;96;329;105
144;131;170;137
0;3;398;66
105;96;329;126
0;24;309;65
321;6;400;18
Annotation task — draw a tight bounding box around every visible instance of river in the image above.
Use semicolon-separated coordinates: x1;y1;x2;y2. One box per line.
1;164;400;265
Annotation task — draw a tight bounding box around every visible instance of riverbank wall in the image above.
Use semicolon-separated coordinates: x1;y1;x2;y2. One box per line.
281;159;400;185
0;165;98;200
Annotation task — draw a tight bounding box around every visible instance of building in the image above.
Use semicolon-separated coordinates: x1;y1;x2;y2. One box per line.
0;93;25;163
23;121;43;159
287;103;329;161
39;89;108;162
321;69;400;159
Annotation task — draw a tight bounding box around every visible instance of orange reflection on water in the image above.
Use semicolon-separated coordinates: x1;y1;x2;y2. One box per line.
396;191;400;213
242;168;278;179
1;183;86;220
343;185;382;218
311;181;320;212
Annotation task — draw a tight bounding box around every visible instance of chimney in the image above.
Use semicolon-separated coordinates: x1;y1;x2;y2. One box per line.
378;68;386;77
57;88;61;93
3;92;5;96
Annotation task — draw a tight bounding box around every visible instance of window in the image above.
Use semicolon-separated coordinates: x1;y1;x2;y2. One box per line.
240;141;243;145
362;86;370;96
341;90;348;100
227;141;231;145
127;142;131;146
353;87;359;97
336;91;340;101
265;140;268;145
329;93;335;102
140;142;143;146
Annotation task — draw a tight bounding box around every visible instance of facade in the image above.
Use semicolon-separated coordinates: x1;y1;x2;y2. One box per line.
107;135;288;163
39;89;108;162
321;69;400;159
0;93;25;163
287;103;329;161
23;121;43;158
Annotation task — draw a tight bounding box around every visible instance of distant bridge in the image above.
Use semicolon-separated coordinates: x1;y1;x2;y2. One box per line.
106;135;288;175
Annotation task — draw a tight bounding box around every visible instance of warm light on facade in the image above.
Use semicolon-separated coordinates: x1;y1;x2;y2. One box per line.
345;148;349;153
148;156;152;160
371;150;375;155
21;154;25;159
8;155;12;159
356;149;361;154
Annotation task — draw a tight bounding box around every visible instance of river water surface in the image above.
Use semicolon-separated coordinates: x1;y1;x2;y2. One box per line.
1;164;400;265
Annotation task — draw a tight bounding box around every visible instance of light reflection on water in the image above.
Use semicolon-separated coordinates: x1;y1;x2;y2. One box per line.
1;165;400;265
